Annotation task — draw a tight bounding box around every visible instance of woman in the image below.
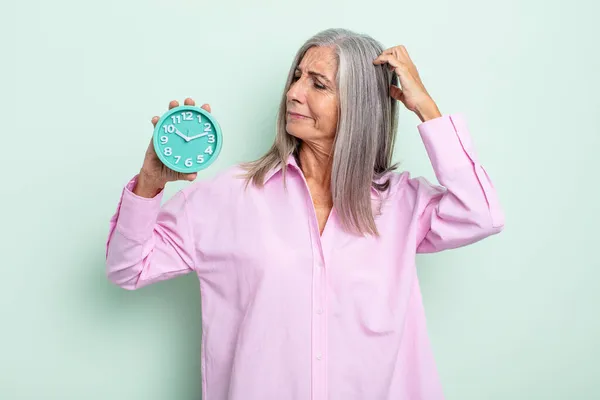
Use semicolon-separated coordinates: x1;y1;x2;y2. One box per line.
106;28;504;399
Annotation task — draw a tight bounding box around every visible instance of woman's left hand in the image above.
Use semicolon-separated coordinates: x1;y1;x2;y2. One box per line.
373;45;442;122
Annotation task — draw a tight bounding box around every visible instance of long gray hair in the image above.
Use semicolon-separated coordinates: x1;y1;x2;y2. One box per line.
239;28;400;237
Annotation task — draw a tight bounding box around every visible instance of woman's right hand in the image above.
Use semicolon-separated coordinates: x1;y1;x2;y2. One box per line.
133;98;212;198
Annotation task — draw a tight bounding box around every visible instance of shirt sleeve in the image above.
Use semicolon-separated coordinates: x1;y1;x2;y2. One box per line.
412;113;505;253
105;174;197;290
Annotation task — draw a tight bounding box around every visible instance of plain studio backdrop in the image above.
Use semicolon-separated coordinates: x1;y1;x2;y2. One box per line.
1;0;598;398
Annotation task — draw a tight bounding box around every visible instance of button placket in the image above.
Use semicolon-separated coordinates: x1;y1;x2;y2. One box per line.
297;169;330;400
309;236;327;399
313;254;328;399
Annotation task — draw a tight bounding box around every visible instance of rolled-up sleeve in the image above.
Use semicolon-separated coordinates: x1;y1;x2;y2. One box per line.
105;174;196;290
412;113;505;253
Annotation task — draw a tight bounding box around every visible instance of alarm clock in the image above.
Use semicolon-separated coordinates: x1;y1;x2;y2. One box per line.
152;105;223;173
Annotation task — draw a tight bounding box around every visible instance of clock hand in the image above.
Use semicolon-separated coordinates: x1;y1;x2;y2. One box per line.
187;132;209;141
174;128;190;142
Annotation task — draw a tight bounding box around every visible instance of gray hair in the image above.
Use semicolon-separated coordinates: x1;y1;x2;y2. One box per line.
239;28;400;237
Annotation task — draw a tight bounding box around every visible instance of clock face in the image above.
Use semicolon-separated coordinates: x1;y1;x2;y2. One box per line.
152;105;223;173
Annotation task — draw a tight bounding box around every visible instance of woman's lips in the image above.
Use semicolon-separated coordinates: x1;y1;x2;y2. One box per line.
287;111;310;119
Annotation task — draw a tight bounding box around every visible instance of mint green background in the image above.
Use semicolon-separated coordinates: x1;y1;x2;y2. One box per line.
2;0;598;399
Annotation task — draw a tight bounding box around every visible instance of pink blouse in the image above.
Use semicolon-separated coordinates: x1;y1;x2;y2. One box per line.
105;113;504;399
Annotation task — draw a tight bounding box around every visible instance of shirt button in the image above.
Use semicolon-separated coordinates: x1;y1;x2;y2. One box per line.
316;308;323;314
316;354;322;360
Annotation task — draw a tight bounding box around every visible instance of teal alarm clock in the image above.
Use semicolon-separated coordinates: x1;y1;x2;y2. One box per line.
152;105;223;173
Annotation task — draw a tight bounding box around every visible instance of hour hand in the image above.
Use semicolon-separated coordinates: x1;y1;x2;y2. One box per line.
174;128;190;142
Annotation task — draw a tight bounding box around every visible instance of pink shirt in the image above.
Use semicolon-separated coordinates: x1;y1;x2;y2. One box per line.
105;113;504;399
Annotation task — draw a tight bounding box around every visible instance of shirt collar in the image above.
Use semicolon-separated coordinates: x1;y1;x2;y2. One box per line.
263;153;301;183
263;154;383;199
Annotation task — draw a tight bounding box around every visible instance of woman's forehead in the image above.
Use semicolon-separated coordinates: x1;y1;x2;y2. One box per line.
298;47;338;76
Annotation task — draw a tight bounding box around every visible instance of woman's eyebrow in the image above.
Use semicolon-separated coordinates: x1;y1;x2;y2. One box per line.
295;68;332;85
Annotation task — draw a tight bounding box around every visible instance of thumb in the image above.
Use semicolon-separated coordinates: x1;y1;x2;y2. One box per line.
174;172;197;182
390;85;404;102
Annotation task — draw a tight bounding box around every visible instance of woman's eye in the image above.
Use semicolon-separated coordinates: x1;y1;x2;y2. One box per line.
314;82;325;89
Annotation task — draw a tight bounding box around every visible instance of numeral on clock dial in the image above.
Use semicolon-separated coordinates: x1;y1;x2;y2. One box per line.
157;108;219;171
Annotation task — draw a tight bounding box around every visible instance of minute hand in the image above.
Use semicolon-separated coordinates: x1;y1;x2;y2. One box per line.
187;132;209;141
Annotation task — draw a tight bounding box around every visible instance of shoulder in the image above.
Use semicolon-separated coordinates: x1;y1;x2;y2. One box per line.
180;162;254;203
381;169;446;203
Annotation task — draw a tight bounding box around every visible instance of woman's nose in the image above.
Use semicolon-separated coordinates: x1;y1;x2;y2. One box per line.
286;79;306;103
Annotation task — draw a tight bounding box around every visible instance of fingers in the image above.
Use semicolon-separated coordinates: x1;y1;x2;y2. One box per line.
398;45;411;61
381;45;410;60
377;46;422;83
184;98;211;112
374;51;421;86
152;99;211;127
375;45;414;70
373;53;398;65
373;53;406;72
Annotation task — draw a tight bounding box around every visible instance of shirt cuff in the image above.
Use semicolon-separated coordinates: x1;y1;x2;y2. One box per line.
115;174;165;242
417;113;476;178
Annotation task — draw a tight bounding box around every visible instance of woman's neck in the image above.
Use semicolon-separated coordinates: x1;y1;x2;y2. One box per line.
298;145;333;213
298;143;332;189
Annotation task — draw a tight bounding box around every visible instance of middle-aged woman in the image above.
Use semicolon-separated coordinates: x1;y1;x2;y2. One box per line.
105;28;504;399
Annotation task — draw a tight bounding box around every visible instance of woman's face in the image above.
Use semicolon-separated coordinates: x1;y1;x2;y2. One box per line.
285;46;339;144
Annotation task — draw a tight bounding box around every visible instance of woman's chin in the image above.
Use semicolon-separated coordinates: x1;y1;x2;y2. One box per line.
286;126;307;140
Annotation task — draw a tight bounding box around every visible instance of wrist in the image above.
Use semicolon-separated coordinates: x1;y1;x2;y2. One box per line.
133;171;165;198
415;99;442;123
